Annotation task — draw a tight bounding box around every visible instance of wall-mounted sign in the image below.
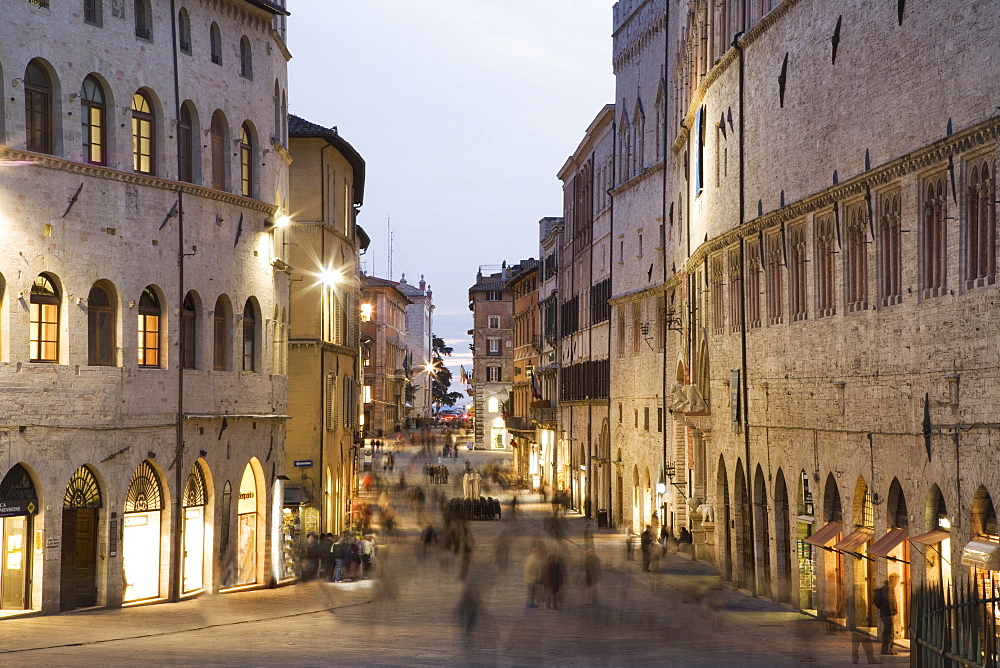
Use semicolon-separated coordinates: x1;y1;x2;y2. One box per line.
0;499;38;517
293;460;313;468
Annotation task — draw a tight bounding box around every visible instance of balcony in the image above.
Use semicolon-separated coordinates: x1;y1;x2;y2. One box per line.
505;416;534;432
530;406;557;424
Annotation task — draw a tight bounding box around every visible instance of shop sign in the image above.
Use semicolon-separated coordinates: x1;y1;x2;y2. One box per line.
303;507;320;534
0;499;37;517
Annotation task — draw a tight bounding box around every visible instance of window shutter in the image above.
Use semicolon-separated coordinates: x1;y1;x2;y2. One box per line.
343;376;355;429
326;374;337;430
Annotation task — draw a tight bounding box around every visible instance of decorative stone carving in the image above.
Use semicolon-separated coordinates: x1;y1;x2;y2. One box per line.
669;383;708;414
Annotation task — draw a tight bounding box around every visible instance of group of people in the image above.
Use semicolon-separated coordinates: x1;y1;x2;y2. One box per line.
301;531;376;583
522;541;603;610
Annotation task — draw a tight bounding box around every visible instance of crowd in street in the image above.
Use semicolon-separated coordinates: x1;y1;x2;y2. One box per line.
300;531;377;583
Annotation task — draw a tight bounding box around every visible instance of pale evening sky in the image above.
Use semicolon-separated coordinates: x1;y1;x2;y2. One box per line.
287;0;616;402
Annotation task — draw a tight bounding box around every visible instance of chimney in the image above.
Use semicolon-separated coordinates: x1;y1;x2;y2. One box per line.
419;274;426;292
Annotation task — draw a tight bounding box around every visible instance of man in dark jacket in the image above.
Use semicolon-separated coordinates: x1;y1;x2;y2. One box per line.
318;533;334;579
331;535;349;582
878;573;900;655
640;525;654;572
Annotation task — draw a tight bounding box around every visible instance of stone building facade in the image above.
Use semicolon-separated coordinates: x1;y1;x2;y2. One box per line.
556;106;615;517
0;0;291;613
468;263;523;450
601;0;1000;640
508;260;539;479
360;276;409;438
285;114;367;541
396;274;434;424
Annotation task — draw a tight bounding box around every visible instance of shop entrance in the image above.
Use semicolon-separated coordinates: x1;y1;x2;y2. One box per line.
123;460;163;602
182;464;207;593
236;464;258;586
0;464;38;611
61;466;102;610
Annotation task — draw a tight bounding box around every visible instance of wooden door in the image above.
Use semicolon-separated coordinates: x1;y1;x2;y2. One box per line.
60;508;98;610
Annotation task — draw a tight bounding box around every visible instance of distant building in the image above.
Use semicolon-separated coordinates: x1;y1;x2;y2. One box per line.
508;260;540;479
360;276;411;437
396;274;434;424
285;114;368;539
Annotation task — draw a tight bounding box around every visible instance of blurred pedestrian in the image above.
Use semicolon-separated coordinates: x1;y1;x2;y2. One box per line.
584;523;594;550
625;526;635;561
651;512;661;542
876;573;900;655
543;553;564;609
318;532;333;579
523;546;543;608
302;532;319;580
640;525;653;572
583;548;601;606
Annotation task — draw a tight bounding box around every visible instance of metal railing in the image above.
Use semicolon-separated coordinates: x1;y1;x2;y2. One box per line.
530;407;557;424
913;582;1000;667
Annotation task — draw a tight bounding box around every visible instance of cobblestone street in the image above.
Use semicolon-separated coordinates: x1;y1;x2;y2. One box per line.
0;448;907;666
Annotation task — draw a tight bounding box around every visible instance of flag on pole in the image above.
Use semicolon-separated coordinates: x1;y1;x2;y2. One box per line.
530;369;542;400
460;365;469;386
402;351;411;378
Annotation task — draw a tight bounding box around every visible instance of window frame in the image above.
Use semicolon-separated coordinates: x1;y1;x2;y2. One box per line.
922;172;948;297
24;61;52;155
210;111;226;190
965;156;997;288
81;75;106;166
178;7;191;54
87;283;115;366
210;22;222;65
879;189;903;306
131;91;155;175
133;0;152;40
181;292;197;369
213;298;229;371
178;103;194;182
84;0;102;26
137;287;161;368
30;275;60;363
239;123;253;197
242;299;257;372
239;36;253;79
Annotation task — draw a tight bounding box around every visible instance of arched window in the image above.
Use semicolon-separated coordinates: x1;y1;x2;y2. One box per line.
137;287;161;367
133;0;152;40
210;22;222;65
87;283;115;366
281;89;287;144
84;0;102;26
131;91;154;174
239;37;253;78
242;299;257;371
178;103;193;182
81;75;106;165
30;274;60;362
181;292;197;369
213;296;229;370
239;123;253;197
24;61;52;154
178;8;191;54
210;111;226;190
273;80;280;141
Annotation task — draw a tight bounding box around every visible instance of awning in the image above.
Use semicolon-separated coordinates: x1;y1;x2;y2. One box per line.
960;539;1000;570
910;530;950;546
833;526;875;553
803;521;843;547
867;528;909;557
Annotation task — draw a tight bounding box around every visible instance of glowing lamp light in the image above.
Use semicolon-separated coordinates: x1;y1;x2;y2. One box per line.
360;303;373;318
319;268;342;286
273;214;291;228
656;482;667;495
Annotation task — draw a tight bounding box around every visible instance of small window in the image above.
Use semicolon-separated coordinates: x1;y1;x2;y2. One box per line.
210;22;222;65
24;61;52;154
242;299;257;371
487;291;501;301
87;284;115;366
239;37;253;79
239;123;253;197
178;104;193;182
181;292;197;369
81;75;106;165
488;315;500;329
213;297;229;370
210;111;226;190
131;91;154;174
178;8;191;54
30;275;60;362
133;0;152;40
84;0;102;26
137;287;161;367
487;337;500;356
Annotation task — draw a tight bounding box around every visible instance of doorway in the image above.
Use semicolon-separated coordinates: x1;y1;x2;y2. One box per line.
237;464;258;586
0;464;38;611
123;460;163;602
61;465;102;610
182;464;207;594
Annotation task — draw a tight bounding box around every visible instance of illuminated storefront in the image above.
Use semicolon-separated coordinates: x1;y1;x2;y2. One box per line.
237;464;259;586
61;465;102;611
181;464;207;594
0;465;38;611
123;460;163;602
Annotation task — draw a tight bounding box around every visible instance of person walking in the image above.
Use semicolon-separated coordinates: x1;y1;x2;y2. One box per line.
543;553;564;609
876;573;900;655
640;525;654;572
318;532;334;579
302;533;320;580
523;546;544;608
625;526;635;561
583;548;601;606
330;534;348;582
